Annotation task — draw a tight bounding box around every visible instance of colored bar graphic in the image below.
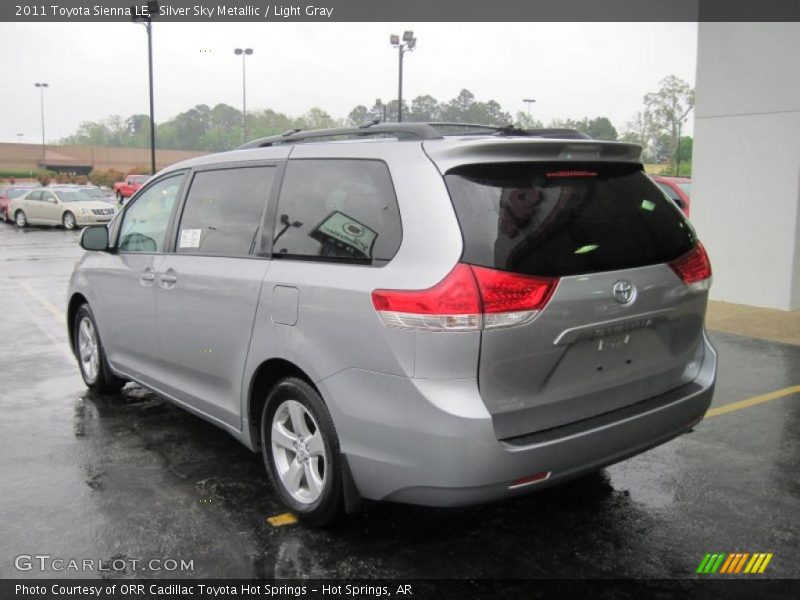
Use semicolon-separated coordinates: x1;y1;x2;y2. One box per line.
719;553;735;573
698;552;773;574
734;553;750;573
759;554;773;573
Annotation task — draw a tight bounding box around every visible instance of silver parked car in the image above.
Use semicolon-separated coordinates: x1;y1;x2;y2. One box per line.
11;188;118;229
67;123;716;525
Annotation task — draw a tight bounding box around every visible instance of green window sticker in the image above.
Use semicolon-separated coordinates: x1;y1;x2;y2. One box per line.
311;211;378;259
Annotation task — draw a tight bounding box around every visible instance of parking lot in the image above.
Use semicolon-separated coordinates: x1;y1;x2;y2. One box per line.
0;223;798;580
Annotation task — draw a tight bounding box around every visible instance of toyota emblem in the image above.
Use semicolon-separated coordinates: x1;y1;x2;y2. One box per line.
612;280;636;305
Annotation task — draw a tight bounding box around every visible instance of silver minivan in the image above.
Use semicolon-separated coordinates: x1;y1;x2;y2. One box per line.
67;123;716;525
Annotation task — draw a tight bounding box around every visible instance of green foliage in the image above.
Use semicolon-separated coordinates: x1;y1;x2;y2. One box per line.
408;95;442;122
621;75;694;164
35;170;57;186
88;168;125;188
549;117;618;140
127;166;152;175
439;89;512;125
0;169;36;178
515;112;544;129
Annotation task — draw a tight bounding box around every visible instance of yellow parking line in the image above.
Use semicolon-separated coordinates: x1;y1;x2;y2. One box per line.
16;280;67;322
706;385;800;418
267;513;298;527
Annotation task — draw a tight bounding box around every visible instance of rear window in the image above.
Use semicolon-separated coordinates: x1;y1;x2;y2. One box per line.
8;188;31;199
444;162;696;277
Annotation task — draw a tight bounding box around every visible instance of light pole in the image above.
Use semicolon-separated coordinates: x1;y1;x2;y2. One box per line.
523;98;536;117
234;48;254;143
34;82;48;159
131;1;160;175
389;31;416;122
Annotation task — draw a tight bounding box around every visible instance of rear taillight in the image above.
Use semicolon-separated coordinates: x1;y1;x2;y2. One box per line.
669;242;712;291
371;264;558;331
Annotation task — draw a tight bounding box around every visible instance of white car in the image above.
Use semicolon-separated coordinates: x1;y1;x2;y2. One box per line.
10;188;118;230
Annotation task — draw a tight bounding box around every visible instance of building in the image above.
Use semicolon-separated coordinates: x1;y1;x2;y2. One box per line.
0;143;207;176
693;23;800;311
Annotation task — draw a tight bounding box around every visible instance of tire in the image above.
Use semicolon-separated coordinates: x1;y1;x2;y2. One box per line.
261;378;343;526
15;210;27;228
73;303;125;393
62;211;76;230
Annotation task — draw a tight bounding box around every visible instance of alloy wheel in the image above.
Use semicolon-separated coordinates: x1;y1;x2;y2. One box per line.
270;399;327;504
77;316;99;384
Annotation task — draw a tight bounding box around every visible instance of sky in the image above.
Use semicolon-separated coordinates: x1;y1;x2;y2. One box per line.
0;22;697;144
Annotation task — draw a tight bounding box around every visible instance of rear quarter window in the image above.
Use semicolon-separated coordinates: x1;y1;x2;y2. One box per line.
445;162;696;277
272;159;402;265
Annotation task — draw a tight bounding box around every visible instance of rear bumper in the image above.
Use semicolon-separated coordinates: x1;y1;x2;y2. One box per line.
320;333;716;507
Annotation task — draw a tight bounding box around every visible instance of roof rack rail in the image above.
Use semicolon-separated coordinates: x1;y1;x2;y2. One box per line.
236;122;590;149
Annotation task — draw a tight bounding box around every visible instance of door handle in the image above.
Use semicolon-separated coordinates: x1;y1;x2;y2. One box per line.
159;269;178;289
139;270;155;286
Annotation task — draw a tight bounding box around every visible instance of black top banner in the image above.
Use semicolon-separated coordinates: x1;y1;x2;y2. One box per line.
3;0;800;22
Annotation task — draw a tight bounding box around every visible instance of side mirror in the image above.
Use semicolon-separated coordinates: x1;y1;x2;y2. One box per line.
80;226;109;251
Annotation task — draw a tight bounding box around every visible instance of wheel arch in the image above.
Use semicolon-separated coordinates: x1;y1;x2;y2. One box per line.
246;357;362;513
67;293;89;357
246;358;317;451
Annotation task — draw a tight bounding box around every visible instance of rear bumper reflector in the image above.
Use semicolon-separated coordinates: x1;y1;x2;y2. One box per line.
508;471;551;489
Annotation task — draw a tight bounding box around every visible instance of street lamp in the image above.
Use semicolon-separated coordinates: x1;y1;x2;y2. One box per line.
16;133;24;143
234;48;254;143
389;30;416;123
131;1;160;175
34;82;48;158
523;98;536;117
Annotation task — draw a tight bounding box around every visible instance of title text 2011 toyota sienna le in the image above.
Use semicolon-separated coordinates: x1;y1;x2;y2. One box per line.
68;123;716;525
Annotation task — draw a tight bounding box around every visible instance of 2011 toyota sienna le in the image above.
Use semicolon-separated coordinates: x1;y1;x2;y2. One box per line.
67;123;716;525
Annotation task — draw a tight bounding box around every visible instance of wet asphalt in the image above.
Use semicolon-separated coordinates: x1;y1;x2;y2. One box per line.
0;223;798;581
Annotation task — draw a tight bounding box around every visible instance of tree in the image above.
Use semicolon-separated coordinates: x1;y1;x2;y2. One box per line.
297;107;340;130
347;105;371;126
515;112;544;129
584;117;618;141
620;110;657;162
440;89;511;125
644;76;694;169
407;95;442;122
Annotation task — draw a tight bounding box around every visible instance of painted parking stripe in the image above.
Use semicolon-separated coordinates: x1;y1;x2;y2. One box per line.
16;279;67;322
705;385;800;418
267;513;298;527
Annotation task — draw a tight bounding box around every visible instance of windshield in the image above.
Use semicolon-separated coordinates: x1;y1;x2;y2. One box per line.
80;188;106;198
678;182;691;197
55;190;93;203
130;175;150;184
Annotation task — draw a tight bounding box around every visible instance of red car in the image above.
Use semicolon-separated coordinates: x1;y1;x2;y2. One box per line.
113;174;150;203
0;185;39;222
650;175;691;217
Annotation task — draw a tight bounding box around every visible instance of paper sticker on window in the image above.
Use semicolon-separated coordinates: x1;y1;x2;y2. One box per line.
310;211;378;259
179;228;202;248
